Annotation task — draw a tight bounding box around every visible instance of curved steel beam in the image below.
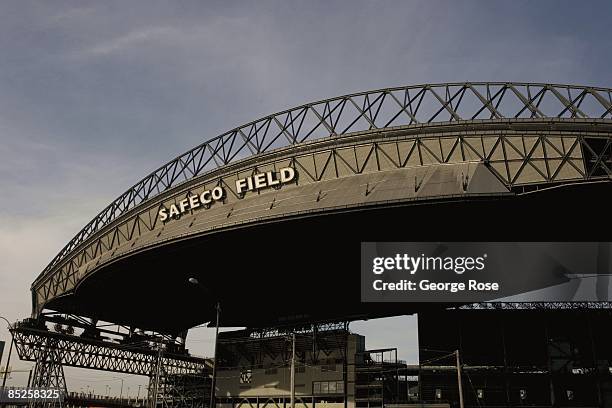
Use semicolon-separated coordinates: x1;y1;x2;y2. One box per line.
35;82;612;286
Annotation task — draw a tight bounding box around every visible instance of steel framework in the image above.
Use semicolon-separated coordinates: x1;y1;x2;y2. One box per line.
10;319;210;408
28;336;67;408
459;301;612;310
218;322;350;368
34;82;612;288
10;326;208;376
418;308;612;406
30;82;612;320
147;346;210;408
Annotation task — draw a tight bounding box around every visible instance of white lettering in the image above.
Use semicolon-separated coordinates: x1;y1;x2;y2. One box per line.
254;173;267;189
159;208;168;222
179;198;190;213
280;167;295;183
168;204;180;218
200;190;212;205
267;171;280;186
236;178;248;194
188;195;200;210
235;167;296;195
212;186;224;200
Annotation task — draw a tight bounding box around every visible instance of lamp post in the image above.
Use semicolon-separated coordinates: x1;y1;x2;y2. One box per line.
188;278;221;408
0;316;14;408
0;316;14;390
112;377;125;400
290;333;296;408
455;350;464;408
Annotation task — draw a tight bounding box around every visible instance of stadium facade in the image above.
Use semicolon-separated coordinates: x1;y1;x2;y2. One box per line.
7;82;612;407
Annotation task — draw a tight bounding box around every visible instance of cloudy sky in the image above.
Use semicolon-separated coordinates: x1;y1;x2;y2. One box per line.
1;0;611;397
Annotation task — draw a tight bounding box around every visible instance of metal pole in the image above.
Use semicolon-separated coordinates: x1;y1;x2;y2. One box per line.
210;302;221;408
1;337;14;388
120;378;124;401
290;333;296;408
455;350;464;408
152;341;162;408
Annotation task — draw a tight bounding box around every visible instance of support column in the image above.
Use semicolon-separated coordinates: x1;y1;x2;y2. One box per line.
211;302;221;408
29;337;67;408
149;341;164;408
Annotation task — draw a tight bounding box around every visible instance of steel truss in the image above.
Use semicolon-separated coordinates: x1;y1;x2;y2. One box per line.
11;328;205;376
28;336;67;408
34;82;612;295
31;124;612;320
248;321;349;339
10;318;210;408
459;301;612;310
147;345;209;408
218;322;350;368
355;348;405;408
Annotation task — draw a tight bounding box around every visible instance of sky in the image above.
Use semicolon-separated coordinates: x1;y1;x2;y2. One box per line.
1;0;612;397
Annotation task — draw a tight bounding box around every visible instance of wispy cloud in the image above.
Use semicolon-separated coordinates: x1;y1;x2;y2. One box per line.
83;26;177;57
48;5;96;25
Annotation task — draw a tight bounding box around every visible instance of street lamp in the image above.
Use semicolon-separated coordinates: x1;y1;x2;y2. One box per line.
187;278;221;408
0;316;14;390
112;377;124;400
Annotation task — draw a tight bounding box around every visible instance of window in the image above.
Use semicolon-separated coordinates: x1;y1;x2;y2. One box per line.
240;369;252;384
321;364;336;372
313;381;344;395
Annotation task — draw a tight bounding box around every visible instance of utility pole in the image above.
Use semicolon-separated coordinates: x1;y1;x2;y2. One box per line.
290;333;296;408
0;335;13;408
186;279;221;408
210;302;221;408
1;337;13;389
455;350;464;408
